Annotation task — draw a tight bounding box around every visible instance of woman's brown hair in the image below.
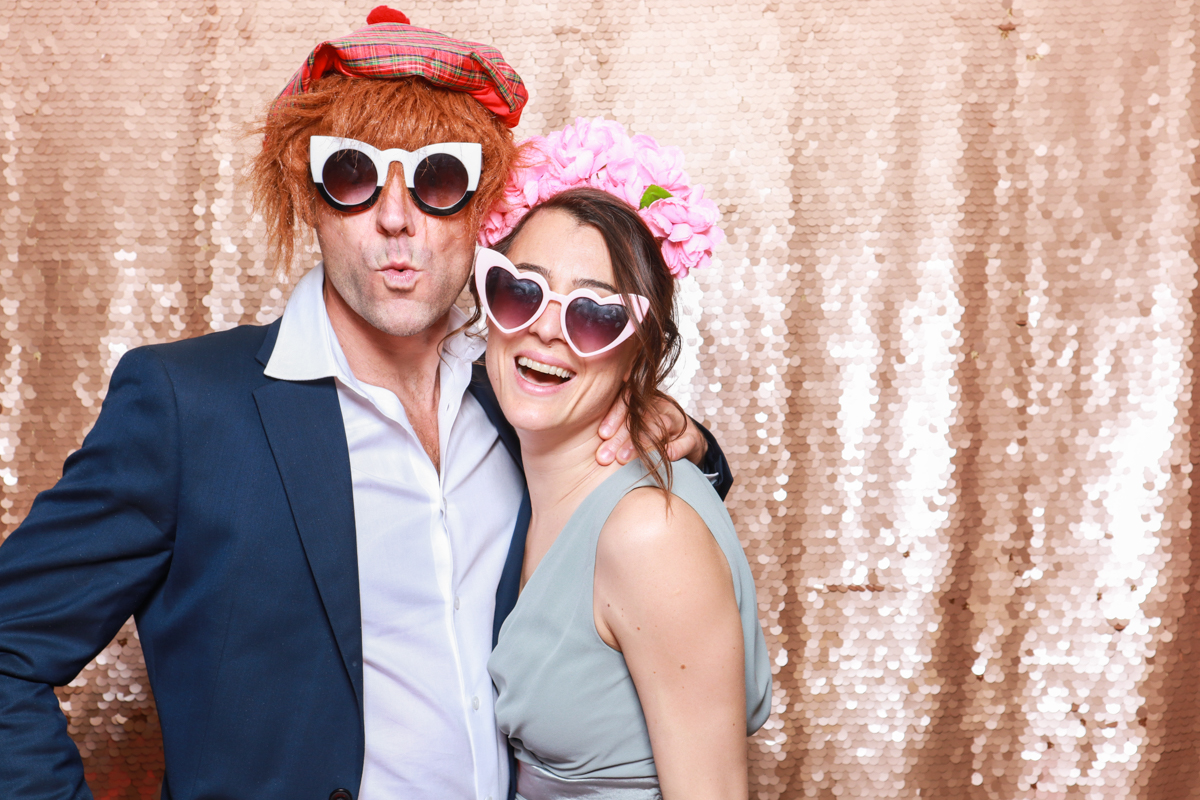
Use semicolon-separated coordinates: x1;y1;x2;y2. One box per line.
248;74;519;277
489;187;684;491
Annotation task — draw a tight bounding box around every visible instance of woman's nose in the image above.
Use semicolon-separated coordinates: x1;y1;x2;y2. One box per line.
528;298;565;344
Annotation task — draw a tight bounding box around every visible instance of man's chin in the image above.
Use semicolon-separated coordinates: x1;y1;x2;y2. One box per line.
360;302;456;341
326;273;461;342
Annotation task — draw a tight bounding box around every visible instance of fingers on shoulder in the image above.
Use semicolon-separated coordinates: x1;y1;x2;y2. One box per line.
649;395;687;437
599;393;630;438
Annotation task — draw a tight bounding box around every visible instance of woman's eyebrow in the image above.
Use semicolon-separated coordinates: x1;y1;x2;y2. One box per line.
574;277;618;294
514;262;549;277
514;262;618;295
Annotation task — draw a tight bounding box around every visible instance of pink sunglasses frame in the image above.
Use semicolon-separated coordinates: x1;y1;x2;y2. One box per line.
474;247;650;358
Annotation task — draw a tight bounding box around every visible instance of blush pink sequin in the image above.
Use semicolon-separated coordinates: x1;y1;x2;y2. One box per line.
3;2;1199;798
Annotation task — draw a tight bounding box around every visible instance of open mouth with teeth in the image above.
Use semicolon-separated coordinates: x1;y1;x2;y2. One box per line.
516;355;577;386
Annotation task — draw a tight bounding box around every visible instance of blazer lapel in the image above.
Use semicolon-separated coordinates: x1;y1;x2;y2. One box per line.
253;339;363;712
468;362;522;470
492;489;530;648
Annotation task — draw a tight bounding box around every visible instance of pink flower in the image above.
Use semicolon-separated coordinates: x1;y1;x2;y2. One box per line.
555;118;628;168
631;136;691;196
479;117;724;276
479;141;551;245
509;139;551;202
478;208;508;246
639;186;725;277
591;153;646;207
548;149;596;187
540;120;604;186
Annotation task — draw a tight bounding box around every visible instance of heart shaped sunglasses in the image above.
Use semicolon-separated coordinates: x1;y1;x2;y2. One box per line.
309;136;481;216
474;248;650;358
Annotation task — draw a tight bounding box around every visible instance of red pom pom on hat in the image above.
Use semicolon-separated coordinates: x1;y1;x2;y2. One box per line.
366;6;410;25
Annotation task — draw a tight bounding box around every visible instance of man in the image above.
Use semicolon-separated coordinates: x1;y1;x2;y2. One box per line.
0;8;731;800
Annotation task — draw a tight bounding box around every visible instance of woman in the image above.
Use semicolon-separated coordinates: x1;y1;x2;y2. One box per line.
481;185;772;800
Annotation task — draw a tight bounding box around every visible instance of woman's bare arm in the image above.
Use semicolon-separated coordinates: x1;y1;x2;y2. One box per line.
594;487;748;800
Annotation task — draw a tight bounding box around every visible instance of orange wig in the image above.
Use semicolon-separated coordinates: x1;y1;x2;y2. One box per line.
249;74;520;276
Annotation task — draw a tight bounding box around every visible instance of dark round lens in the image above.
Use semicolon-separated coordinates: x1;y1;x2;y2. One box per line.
485;267;543;330
565;298;630;354
322;149;378;206
413;153;469;209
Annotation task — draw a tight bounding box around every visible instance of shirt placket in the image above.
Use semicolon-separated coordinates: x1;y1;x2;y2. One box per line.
334;324;493;799
423;451;481;793
340;366;485;797
435;354;494;800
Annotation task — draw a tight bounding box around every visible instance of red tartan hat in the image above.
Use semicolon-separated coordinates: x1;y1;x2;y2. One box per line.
275;6;528;128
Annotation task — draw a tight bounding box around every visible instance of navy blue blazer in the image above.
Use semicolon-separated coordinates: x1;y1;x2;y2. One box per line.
0;319;731;800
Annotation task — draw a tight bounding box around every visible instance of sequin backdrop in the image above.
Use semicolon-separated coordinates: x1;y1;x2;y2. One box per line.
2;0;1198;797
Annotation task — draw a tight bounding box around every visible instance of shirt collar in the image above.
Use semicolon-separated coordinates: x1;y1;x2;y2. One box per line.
264;262;486;385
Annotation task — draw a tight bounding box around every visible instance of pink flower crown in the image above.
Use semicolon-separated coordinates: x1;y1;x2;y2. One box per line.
479;117;725;278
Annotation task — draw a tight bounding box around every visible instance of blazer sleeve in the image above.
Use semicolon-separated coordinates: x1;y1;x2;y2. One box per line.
0;347;179;800
692;416;734;501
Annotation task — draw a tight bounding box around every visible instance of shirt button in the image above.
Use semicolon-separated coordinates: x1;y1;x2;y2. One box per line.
454;596;461;610
472;695;480;711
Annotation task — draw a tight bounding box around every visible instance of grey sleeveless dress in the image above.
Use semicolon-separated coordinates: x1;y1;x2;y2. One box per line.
487;459;772;800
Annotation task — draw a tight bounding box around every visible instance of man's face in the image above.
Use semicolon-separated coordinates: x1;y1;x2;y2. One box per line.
313;161;476;339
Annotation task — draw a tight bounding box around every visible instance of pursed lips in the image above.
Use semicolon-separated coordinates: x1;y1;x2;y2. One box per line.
377;262;420;288
377;260;415;272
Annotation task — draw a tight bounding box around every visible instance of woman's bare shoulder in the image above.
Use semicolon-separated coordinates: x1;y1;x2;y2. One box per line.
596;486;731;604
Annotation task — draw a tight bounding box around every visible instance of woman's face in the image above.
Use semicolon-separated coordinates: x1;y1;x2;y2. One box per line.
485;208;636;439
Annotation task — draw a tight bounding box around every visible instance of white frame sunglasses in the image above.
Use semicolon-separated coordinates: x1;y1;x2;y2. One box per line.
309;135;482;216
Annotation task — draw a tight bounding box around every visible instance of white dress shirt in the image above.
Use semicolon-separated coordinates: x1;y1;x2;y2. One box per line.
264;264;524;800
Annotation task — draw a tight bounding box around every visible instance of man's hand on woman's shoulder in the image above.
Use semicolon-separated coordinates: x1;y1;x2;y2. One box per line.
594;395;709;467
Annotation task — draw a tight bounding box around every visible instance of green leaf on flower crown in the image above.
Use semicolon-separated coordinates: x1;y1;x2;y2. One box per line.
639;184;673;209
